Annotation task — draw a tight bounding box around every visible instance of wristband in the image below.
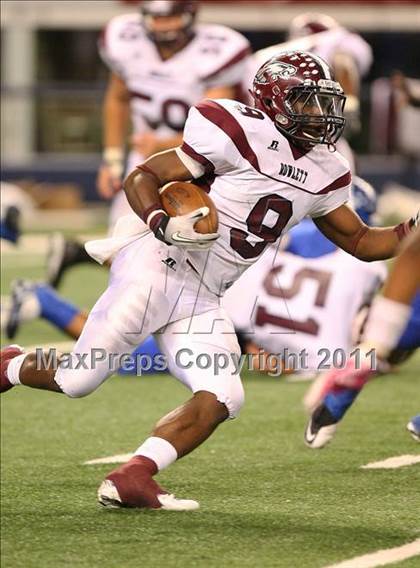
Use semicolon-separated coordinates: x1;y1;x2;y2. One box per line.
141;203;169;243
103;147;124;179
151;212;170;244
103;147;124;163
146;208;167;232
394;220;412;242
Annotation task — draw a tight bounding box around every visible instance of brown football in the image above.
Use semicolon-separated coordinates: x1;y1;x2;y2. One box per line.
160;181;218;234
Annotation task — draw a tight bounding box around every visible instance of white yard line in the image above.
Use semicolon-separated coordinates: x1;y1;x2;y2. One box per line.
84;454;133;465
361;455;420;469
322;538;420;568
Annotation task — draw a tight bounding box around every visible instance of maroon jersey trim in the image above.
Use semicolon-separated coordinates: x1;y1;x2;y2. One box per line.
196;100;260;170
181;141;215;173
201;46;251;81
195;100;351;196
318;171;352;195
288;140;311;161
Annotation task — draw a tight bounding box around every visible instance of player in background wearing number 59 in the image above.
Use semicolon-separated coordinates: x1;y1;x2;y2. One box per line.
46;0;251;287
1;52;417;511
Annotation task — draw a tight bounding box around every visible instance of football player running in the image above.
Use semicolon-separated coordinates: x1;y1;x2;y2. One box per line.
2;181;386;379
1;52;417;510
304;226;420;448
46;0;251;288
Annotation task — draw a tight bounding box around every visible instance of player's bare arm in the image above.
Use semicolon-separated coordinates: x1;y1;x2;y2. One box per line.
332;52;361;131
124;150;192;215
332;51;360;102
103;72;131;148
97;73;131;198
333;52;359;93
314;203;417;261
382;228;420;304
124;150;219;249
204;85;237;100
132;132;184;157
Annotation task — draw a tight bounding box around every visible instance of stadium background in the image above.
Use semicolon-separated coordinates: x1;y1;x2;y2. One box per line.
1;0;420;202
1;3;419;568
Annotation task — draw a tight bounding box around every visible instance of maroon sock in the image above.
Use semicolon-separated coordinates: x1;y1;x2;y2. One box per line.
0;372;13;392
1;347;23;393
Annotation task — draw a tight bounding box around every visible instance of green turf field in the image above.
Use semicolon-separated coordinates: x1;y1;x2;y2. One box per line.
1;235;420;568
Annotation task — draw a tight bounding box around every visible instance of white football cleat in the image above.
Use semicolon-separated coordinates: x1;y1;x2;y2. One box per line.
304;419;337;449
97;479;199;511
97;479;122;508
407;415;420;442
304;403;338;449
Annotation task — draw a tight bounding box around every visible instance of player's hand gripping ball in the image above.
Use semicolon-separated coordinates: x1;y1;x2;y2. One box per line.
158;181;219;250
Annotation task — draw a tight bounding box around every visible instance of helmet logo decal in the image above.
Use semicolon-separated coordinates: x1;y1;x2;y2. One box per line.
267;62;298;80
256;62;298;84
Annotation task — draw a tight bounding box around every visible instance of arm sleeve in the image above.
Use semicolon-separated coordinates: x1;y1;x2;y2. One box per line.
175;104;233;178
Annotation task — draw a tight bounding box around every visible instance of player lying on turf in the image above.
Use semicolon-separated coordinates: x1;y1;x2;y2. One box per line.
304;227;420;448
1;52;418;510
221;176;388;379
46;0;251;288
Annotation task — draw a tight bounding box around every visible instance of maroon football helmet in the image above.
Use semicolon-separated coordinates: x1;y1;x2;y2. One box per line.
141;1;198;45
252;51;346;149
288;13;339;40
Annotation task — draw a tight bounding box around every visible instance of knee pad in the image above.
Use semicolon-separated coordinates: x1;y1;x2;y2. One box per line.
54;368;100;399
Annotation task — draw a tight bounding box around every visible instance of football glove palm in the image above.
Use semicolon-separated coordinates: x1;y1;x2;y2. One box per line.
155;207;219;251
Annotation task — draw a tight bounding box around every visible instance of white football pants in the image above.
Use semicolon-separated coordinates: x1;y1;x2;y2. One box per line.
54;233;244;418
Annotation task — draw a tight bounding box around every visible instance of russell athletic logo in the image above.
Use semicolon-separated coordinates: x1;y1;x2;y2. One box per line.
268;140;280;151
162;257;177;270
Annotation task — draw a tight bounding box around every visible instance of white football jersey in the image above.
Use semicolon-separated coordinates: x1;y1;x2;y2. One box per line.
252;28;373;81
100;13;251;140
222;243;387;371
176;98;351;296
